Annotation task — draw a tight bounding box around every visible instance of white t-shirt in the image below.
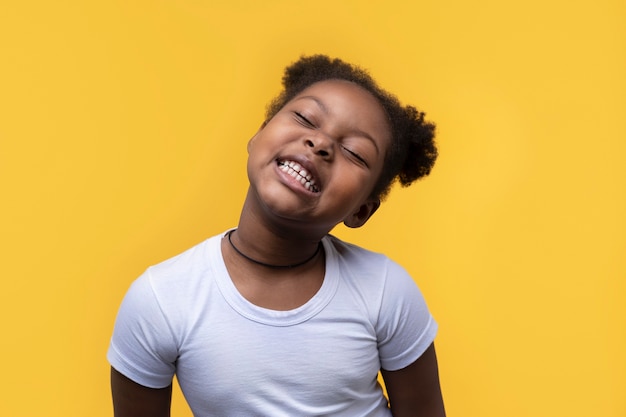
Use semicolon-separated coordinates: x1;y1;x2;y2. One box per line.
108;231;438;416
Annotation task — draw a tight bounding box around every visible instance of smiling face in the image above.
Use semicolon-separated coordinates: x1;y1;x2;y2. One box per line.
245;79;392;235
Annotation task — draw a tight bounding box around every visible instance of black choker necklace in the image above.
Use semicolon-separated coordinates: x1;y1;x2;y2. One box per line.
226;230;322;269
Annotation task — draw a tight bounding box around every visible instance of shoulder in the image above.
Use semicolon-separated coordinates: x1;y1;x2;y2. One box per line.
324;235;437;369
148;235;216;279
324;234;414;287
325;234;388;268
117;232;226;321
109;232;227;352
324;234;422;311
143;232;224;293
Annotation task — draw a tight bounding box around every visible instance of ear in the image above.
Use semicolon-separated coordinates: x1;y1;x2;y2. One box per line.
247;120;268;152
343;199;381;228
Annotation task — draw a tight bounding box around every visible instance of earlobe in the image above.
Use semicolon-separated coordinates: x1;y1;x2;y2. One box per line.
343;199;380;228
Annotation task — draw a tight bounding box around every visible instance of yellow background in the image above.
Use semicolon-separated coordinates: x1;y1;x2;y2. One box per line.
1;1;624;416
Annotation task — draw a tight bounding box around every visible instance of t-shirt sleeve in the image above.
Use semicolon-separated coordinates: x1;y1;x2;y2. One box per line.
107;269;178;388
376;259;438;371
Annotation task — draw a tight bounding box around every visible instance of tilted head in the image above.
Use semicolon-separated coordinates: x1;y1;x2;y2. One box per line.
265;55;437;201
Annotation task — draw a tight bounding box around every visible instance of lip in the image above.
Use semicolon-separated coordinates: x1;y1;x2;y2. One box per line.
275;155;322;194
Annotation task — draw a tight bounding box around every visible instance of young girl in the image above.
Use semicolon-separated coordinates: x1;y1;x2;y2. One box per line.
108;55;445;416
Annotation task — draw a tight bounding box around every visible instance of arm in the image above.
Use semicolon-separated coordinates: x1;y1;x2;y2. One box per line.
111;367;172;417
381;342;446;417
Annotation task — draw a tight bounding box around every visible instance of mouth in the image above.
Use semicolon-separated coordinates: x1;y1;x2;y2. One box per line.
277;159;320;193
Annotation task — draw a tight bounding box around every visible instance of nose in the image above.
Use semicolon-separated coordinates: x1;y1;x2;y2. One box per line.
305;133;334;160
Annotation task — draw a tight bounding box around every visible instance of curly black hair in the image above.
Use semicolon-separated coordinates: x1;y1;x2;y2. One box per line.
265;55;437;201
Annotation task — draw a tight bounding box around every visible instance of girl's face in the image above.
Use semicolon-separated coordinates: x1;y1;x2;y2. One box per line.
246;79;391;234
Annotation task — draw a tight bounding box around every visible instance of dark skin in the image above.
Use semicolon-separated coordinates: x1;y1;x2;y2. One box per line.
111;81;445;416
111;368;172;417
382;343;446;417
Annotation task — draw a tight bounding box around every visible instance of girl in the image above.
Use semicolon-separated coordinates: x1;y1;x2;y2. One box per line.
108;55;445;416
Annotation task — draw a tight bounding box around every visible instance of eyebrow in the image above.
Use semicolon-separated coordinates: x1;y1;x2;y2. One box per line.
295;95;380;155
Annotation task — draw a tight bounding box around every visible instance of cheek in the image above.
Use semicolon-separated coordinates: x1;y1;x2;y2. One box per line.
333;168;376;200
247;130;264;154
369;152;388;186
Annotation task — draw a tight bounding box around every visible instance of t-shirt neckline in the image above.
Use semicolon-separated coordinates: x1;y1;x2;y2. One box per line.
210;231;340;327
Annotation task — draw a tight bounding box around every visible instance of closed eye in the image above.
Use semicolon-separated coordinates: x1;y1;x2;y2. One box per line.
342;146;368;167
294;112;315;128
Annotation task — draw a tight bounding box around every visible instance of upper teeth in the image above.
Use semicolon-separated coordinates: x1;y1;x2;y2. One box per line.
279;161;319;192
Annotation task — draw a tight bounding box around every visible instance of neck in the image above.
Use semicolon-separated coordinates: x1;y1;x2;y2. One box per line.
236;188;330;244
227;229;322;269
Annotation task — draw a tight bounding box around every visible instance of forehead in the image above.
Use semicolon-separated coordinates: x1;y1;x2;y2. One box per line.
293;79;383;113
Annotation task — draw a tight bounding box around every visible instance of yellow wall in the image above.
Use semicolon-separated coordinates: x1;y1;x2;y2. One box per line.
1;1;624;416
